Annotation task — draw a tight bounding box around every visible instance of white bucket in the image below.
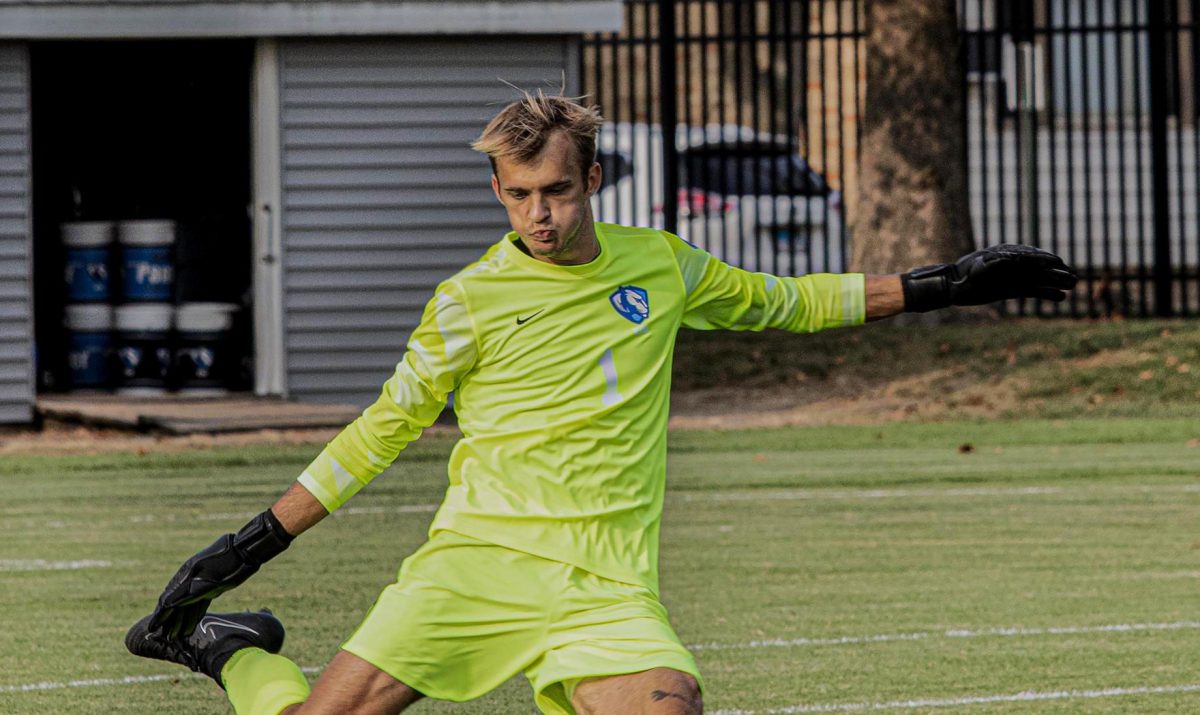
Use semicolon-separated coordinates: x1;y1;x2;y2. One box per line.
115;303;173;396
115;303;173;332
118;220;176;247
175;302;238;396
62;221;115;247
175;303;238;333
64;304;113;331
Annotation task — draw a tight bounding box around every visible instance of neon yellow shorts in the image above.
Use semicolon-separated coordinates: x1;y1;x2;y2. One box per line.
341;530;702;714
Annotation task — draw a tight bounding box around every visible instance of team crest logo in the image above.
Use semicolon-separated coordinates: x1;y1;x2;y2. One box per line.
610;285;650;324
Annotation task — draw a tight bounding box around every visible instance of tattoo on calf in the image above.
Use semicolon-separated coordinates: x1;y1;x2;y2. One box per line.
650;689;689;704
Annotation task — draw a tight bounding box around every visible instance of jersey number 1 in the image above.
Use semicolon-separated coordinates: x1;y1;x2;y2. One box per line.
598;348;622;406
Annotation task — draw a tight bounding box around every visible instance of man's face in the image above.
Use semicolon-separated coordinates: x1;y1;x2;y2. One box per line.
491;131;603;265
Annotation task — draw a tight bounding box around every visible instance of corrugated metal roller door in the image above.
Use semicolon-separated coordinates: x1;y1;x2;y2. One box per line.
279;38;573;405
0;44;32;424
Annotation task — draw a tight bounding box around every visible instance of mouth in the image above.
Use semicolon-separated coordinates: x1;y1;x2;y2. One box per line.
531;230;555;241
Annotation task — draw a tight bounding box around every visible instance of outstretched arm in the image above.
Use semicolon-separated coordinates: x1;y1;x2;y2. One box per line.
865;245;1077;321
145;279;478;641
147;505;298;640
865;274;905;321
270;481;330;536
668;231;1075;333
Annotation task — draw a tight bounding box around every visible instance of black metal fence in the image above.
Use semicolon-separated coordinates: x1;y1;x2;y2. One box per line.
964;0;1200;318
582;0;860;276
584;0;1200;318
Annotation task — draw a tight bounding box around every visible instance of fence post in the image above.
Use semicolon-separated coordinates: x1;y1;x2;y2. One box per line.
658;0;679;234
1147;0;1173;317
1012;0;1039;254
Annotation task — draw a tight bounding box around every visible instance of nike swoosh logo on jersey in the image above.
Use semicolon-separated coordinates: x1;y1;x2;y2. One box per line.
516;309;545;325
198;616;260;639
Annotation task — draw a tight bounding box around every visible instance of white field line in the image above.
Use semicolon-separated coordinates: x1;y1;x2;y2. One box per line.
679;483;1200;503
97;482;1200;528
198;504;439;522
709;683;1200;714
688;620;1200;651
6;621;1198;696
0;667;322;694
0;559;111;572
7;674;1200;713
119;504;440;525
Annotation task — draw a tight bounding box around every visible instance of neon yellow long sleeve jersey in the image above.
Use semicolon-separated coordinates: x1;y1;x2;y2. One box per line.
298;222;865;593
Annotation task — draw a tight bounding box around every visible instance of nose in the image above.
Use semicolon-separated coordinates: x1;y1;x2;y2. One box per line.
528;194;550;223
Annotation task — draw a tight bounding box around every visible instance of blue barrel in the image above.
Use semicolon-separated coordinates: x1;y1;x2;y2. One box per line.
62;222;114;303
115;303;173;396
119;220;175;302
64;304;112;390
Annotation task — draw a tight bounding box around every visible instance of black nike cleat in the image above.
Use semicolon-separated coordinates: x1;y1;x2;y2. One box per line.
125;609;286;686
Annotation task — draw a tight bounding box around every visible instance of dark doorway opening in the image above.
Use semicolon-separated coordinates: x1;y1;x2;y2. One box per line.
30;40;255;394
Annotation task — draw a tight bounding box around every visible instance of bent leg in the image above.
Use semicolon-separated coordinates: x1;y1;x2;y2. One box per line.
571;668;702;715
222;647;310;715
280;650;424;715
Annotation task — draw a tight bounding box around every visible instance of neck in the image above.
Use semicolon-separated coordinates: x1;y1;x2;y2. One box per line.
567;221;600;264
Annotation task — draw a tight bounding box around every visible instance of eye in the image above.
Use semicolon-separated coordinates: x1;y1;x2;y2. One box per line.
509;191;528;200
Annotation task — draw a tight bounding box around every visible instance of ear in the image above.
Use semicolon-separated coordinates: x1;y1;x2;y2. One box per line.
490;174;503;204
586;161;602;196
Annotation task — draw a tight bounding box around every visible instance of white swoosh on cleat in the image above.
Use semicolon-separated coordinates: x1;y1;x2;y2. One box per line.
198;617;260;638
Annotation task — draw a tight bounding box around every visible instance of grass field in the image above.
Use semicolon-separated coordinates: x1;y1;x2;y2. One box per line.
3;417;1200;714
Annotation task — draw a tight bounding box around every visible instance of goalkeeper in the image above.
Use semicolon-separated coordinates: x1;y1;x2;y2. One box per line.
126;92;1077;715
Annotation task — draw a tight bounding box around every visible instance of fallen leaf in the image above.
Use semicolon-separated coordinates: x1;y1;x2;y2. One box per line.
753;453;767;463
958;443;975;454
1139;370;1155;381
1186;439;1200;448
1179;364;1191;374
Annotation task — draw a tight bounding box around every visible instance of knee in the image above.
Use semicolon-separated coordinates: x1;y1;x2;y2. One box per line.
652;673;702;715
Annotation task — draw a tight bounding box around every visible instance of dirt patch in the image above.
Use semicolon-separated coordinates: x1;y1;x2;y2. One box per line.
669;367;1031;429
5;372;983;455
1;362;1035;455
0;421;342;457
6;317;1195;454
1066;348;1153;370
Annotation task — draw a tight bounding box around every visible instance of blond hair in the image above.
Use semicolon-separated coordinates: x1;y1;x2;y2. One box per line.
472;90;604;178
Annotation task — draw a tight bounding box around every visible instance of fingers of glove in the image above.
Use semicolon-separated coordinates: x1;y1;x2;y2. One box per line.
1009;266;1077;290
147;604;174;634
995;263;1077;291
173;600;213;640
1007;251;1071;273
1034;286;1070;302
1038;268;1079;290
150;599;212;640
151;569;209;616
983;245;1070;272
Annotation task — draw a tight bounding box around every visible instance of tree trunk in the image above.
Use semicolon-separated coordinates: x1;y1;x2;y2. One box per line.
852;0;974;274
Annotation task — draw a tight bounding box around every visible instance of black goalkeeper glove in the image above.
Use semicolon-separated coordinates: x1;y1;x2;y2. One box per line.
147;509;294;640
901;244;1078;313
